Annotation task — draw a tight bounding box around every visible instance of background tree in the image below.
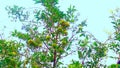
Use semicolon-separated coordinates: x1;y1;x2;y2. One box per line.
107;8;120;67
0;30;23;68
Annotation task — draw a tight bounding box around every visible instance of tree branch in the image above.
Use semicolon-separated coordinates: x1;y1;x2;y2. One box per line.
43;41;50;50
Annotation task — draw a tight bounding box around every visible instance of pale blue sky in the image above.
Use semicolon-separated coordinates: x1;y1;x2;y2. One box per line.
0;0;117;41
0;0;120;66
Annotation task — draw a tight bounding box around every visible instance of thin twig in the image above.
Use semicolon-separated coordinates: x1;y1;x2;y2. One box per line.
61;50;77;58
43;41;50;50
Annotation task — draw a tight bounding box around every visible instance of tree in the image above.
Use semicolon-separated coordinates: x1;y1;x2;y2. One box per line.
6;0;86;67
0;38;23;68
108;8;120;67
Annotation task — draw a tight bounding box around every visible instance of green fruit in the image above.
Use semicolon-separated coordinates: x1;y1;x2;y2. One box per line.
64;22;70;27
58;47;64;53
8;52;17;56
27;39;38;47
59;19;65;24
62;40;67;46
38;43;42;47
46;35;51;40
12;52;17;55
34;38;41;43
57;27;63;32
52;43;57;48
27;39;34;44
60;19;70;27
32;62;40;68
63;30;68;35
33;42;38;47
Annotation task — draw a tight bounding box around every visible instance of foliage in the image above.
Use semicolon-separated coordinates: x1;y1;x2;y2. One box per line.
108;64;120;68
68;60;82;68
0;39;23;68
6;0;83;68
1;0;120;68
109;8;120;59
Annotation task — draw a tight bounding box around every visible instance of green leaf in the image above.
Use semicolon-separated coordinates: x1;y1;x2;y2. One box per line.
93;42;98;46
81;20;87;27
33;0;41;4
111;22;116;24
66;41;72;51
78;51;83;58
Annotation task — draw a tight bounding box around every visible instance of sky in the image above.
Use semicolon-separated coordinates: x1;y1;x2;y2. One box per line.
0;0;120;66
